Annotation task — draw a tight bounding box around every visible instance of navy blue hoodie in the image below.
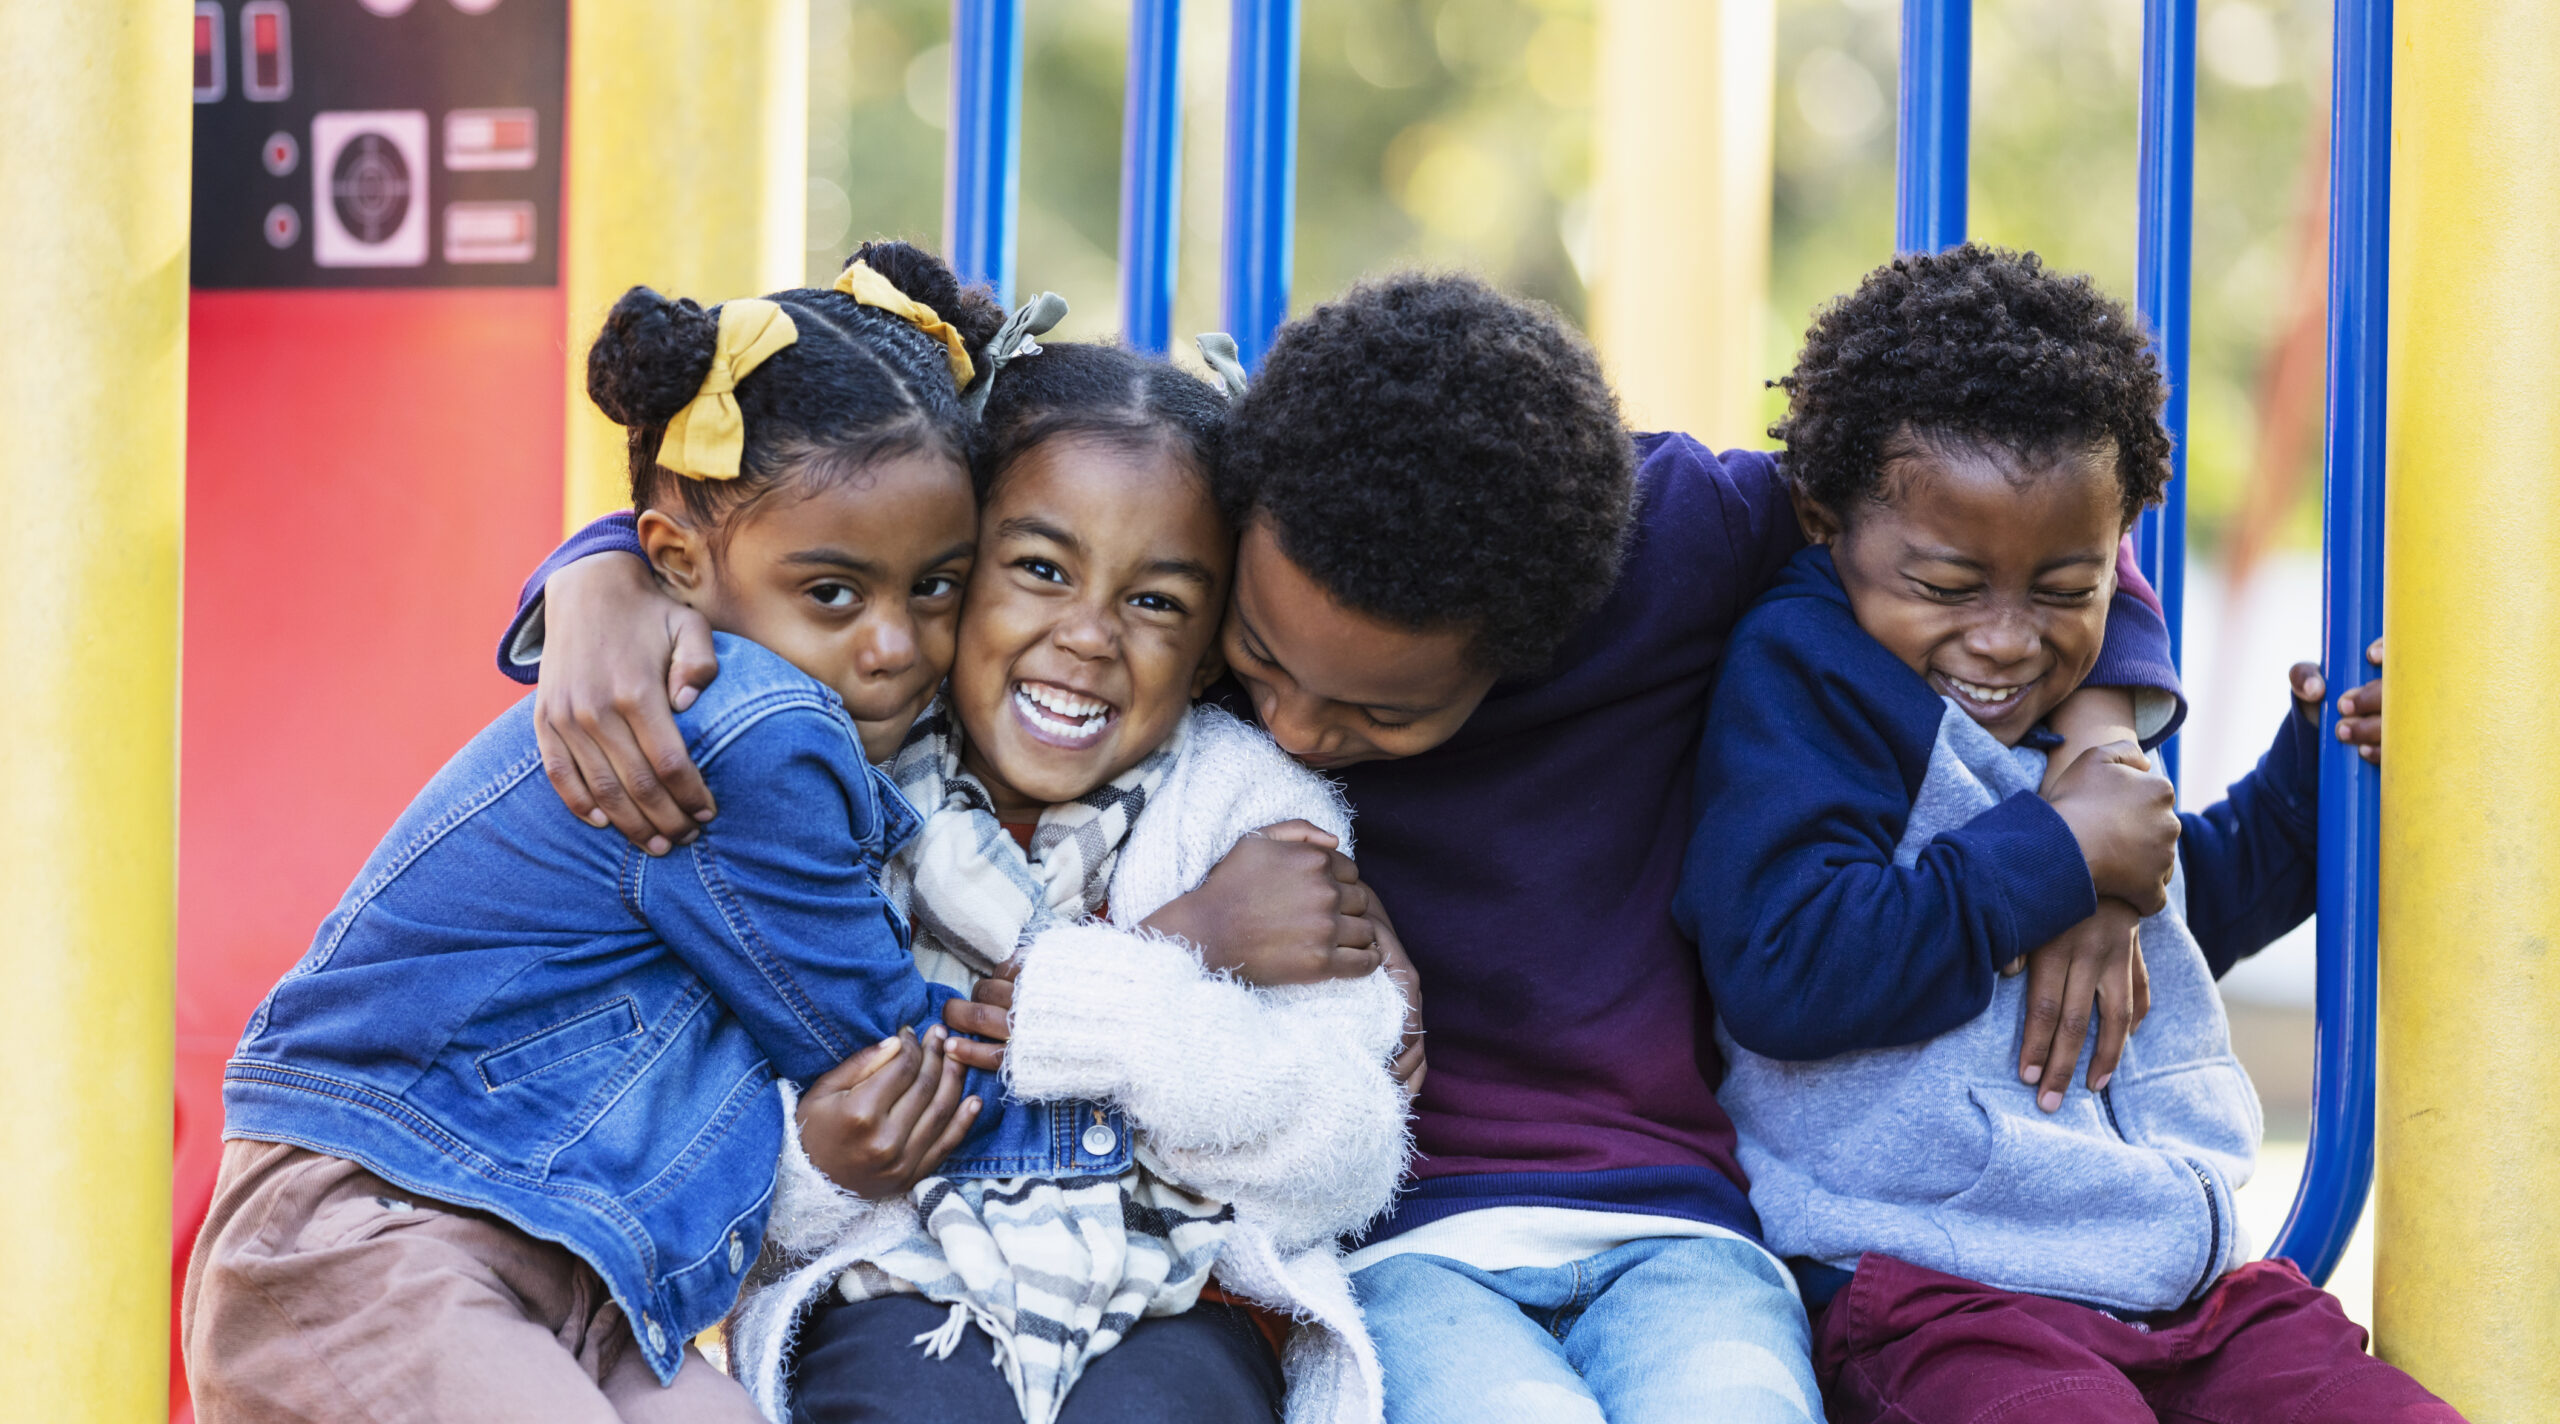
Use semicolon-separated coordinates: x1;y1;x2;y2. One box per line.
1674;546;2320;1068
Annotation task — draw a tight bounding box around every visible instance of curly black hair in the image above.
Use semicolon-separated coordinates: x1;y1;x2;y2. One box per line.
975;340;1231;514
588;239;1002;531
1771;244;2172;528
1219;271;1635;676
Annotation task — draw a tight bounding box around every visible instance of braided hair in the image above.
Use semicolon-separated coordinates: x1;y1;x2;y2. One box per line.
586;240;1004;534
972;340;1234;516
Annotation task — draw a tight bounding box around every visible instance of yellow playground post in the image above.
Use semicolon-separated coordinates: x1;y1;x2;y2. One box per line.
564;0;810;526
2376;0;2560;1415
0;2;191;1418
1589;0;1775;448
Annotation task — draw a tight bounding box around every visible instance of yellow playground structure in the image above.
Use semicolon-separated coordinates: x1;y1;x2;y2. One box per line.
3;0;2555;1418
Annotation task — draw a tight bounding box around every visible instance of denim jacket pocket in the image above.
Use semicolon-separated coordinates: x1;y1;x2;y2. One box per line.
478;998;645;1091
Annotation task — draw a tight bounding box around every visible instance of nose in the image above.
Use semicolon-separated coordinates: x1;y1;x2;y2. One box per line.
1255;682;1340;760
1052;600;1117;661
1963;604;2040;666
855;607;918;679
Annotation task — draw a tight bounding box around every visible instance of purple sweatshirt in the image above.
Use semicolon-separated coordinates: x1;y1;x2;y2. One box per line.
499;432;2183;1247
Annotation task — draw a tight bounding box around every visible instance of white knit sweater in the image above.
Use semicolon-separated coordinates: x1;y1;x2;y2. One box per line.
730;706;1411;1424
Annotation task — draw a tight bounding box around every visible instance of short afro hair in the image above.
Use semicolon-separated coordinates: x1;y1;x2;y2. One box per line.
1220;271;1636;676
1772;244;2173;529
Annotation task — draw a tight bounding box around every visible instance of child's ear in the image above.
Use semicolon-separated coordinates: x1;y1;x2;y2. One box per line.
636;508;709;598
1789;486;1845;547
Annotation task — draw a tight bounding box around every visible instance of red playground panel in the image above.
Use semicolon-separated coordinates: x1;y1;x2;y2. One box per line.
174;289;563;1415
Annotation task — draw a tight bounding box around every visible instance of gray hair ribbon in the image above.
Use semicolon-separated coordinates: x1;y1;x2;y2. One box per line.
962;291;1070;418
1195;333;1249;402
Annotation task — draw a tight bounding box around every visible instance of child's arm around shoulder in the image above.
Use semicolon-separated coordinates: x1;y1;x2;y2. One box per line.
1674;594;2100;1061
635;642;958;1085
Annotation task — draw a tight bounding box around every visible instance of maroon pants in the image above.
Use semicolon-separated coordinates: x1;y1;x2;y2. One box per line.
1815;1254;2463;1424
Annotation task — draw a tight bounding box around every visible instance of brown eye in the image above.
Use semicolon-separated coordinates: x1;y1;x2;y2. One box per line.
809;582;857;608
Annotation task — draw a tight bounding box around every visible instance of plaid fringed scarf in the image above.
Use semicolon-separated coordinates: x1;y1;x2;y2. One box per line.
849;702;1233;1424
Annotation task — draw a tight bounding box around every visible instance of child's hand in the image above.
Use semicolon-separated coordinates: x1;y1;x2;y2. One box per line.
1139;821;1387;985
535;552;722;854
796;1026;981;1199
1371;899;1429;1097
940;957;1017;1073
2291;637;2383;764
2004;898;2151;1112
2047;741;2181;915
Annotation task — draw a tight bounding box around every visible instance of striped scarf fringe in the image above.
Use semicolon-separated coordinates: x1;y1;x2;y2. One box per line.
847;702;1230;1424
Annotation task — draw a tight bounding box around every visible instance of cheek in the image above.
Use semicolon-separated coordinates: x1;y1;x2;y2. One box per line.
1122;625;1205;717
950;610;1019;708
2050;609;2109;668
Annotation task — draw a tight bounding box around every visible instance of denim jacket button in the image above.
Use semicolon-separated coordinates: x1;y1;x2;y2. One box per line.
1080;1121;1118;1156
728;1232;746;1273
645;1316;667;1354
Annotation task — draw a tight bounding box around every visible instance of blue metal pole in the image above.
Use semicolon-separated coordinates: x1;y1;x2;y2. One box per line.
947;0;1025;303
1222;0;1298;367
1895;0;1970;253
2133;0;2196;785
2269;0;2388;1287
1120;0;1184;355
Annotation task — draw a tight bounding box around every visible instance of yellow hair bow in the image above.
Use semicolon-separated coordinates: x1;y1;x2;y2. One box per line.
658;298;801;481
835;260;977;388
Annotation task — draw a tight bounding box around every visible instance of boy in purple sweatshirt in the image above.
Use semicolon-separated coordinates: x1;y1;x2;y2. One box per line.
509;272;2206;1424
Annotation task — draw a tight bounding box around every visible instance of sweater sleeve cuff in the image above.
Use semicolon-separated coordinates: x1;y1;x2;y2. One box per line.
2085;585;2188;749
495;512;648;684
1003;924;1209;1105
1957;792;2102;953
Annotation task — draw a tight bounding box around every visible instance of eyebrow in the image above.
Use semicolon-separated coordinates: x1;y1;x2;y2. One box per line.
1904;545;2107;574
779;547;883;575
997;515;1083;554
1144;556;1221;588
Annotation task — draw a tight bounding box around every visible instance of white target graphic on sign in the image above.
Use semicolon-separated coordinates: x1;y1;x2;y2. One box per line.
310;111;429;268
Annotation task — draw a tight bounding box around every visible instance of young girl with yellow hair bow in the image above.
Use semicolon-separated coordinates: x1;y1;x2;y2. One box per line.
183;242;1000;1423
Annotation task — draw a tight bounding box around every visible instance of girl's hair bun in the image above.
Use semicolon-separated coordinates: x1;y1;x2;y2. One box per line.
844;240;1006;356
587;286;720;429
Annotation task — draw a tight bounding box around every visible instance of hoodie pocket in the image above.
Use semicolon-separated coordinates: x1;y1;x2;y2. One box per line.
1935;1084;2216;1314
2104;1055;2262;1176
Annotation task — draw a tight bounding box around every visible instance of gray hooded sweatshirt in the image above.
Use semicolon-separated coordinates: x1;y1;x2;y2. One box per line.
1716;704;2262;1315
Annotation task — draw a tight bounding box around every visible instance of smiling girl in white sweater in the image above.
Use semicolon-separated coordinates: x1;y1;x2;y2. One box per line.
729;332;1414;1424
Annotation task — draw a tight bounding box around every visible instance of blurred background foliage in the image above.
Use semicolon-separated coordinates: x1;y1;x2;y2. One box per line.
806;0;2332;559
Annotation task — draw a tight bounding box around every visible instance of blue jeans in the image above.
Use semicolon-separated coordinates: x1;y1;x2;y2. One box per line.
1353;1234;1824;1424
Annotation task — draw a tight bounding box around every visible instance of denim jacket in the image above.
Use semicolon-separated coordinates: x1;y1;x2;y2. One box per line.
225;635;959;1384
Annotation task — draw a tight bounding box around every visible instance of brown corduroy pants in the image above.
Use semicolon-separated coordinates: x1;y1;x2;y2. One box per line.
182;1138;766;1424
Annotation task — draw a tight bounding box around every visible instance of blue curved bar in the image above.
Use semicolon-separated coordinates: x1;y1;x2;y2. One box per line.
2269;0;2388;1286
948;0;1025;303
1222;0;1299;367
1119;0;1185;355
1895;0;1969;253
2132;0;2195;785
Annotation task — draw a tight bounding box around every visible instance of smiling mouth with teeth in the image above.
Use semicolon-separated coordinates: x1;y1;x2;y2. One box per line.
1013;680;1117;741
1941;674;2029;708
